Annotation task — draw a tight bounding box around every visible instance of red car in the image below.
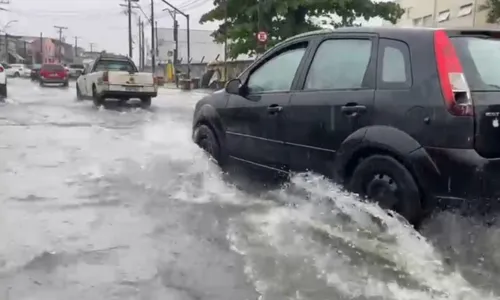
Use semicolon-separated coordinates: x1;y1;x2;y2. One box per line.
39;64;69;87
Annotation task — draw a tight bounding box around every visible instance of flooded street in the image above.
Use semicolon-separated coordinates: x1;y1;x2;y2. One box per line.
0;78;499;300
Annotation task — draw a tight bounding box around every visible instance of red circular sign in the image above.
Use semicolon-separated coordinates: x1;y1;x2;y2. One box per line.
257;31;268;43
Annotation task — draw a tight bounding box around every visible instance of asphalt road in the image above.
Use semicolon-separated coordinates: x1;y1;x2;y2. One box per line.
0;79;499;300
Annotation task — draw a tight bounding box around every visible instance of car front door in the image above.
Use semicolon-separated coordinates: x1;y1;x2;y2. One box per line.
284;33;378;176
82;61;95;96
222;40;311;171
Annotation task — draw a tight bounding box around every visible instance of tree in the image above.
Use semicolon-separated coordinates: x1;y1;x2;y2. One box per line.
200;0;404;59
481;0;500;23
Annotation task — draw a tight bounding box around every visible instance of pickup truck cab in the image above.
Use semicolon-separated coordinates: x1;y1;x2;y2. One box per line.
76;53;157;108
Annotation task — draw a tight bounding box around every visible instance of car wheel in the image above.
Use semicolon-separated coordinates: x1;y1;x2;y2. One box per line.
349;154;422;225
62;81;69;87
39;80;44;87
194;124;222;165
14;72;19;78
0;83;7;98
92;86;104;107
76;84;83;101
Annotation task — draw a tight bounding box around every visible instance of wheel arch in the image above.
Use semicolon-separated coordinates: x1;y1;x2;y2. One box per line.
335;125;442;211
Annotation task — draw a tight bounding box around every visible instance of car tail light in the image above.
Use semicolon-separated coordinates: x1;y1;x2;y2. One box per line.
153;76;158;85
40;70;47;77
434;30;472;116
102;71;109;83
0;66;4;72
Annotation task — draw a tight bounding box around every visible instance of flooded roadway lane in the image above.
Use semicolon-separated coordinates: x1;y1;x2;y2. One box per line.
0;79;499;300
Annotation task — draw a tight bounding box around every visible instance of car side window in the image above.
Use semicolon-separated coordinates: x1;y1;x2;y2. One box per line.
86;62;94;74
378;38;412;89
304;39;373;90
247;44;307;93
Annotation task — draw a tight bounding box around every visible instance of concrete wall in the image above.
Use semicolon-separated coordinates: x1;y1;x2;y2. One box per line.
174;60;254;79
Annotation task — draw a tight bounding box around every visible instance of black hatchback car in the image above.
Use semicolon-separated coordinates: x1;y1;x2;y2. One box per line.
192;27;500;224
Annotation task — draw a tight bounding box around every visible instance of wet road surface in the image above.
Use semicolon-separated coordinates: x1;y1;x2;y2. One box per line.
0;79;500;300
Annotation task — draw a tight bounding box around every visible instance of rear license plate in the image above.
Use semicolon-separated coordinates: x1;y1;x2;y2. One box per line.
125;86;139;91
50;73;58;77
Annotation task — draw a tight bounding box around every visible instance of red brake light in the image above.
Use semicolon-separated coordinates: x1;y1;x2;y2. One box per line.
0;66;4;72
434;30;472;116
102;71;109;83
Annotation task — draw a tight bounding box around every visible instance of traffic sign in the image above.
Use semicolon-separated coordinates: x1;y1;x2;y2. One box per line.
257;31;268;43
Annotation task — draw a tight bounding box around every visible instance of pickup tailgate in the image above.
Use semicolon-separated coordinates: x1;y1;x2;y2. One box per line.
108;71;155;87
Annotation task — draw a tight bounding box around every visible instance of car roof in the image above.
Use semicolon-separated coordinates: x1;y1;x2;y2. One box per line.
283;26;500;44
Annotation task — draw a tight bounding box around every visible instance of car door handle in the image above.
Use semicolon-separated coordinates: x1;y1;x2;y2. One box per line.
341;104;366;115
267;104;283;114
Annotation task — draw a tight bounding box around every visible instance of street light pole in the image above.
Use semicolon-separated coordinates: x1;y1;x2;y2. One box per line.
151;0;155;74
159;0;191;78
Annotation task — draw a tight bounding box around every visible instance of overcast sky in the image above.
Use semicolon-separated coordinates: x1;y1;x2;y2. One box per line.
1;0;216;58
0;0;384;60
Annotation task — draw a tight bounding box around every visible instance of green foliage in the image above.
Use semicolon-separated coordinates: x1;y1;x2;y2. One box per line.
481;0;500;23
200;0;404;58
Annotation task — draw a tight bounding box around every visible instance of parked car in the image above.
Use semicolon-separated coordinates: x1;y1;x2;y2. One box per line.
30;64;42;81
76;53;157;108
192;27;500;225
0;63;7;98
68;63;84;79
7;63;30;78
39;63;69;87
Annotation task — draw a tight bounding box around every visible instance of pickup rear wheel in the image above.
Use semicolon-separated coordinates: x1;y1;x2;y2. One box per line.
140;97;151;109
76;84;83;101
92;86;104;107
349;154;422;225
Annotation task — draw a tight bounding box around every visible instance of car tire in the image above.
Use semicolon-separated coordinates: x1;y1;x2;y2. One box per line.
0;83;7;98
140;97;151;109
76;84;83;101
193;124;223;165
14;72;19;78
349;154;422;225
92;86;104;107
62;81;69;87
39;80;44;87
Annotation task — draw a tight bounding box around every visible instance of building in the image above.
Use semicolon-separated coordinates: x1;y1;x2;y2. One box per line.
388;0;494;28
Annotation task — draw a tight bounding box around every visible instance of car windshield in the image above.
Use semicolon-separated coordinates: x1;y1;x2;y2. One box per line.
69;64;84;69
41;64;64;71
94;60;136;72
452;36;500;91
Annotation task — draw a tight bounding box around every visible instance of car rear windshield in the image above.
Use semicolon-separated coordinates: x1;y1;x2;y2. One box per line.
42;64;64;71
452;36;500;91
69;64;84;69
94;60;137;73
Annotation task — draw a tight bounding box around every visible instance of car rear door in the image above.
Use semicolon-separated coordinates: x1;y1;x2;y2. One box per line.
284;33;377;176
222;39;311;171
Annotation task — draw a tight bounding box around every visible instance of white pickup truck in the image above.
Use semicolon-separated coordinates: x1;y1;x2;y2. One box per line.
76;54;157;108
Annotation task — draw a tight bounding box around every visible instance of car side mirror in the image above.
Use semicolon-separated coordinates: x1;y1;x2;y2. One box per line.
225;78;241;95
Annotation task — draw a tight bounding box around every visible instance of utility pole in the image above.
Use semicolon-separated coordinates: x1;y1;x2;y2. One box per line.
160;0;191;78
138;17;142;70
54;25;67;62
74;36;80;57
141;21;145;69
150;0;155;74
155;21;159;61
89;42;96;52
128;0;132;57
39;32;43;64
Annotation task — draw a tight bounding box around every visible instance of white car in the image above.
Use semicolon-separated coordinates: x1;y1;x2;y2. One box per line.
5;63;30;78
0;63;7;98
76;54;157;108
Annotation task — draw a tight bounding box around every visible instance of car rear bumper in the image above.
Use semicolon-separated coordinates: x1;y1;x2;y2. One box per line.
40;77;68;84
98;84;157;98
100;90;158;98
426;147;500;215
